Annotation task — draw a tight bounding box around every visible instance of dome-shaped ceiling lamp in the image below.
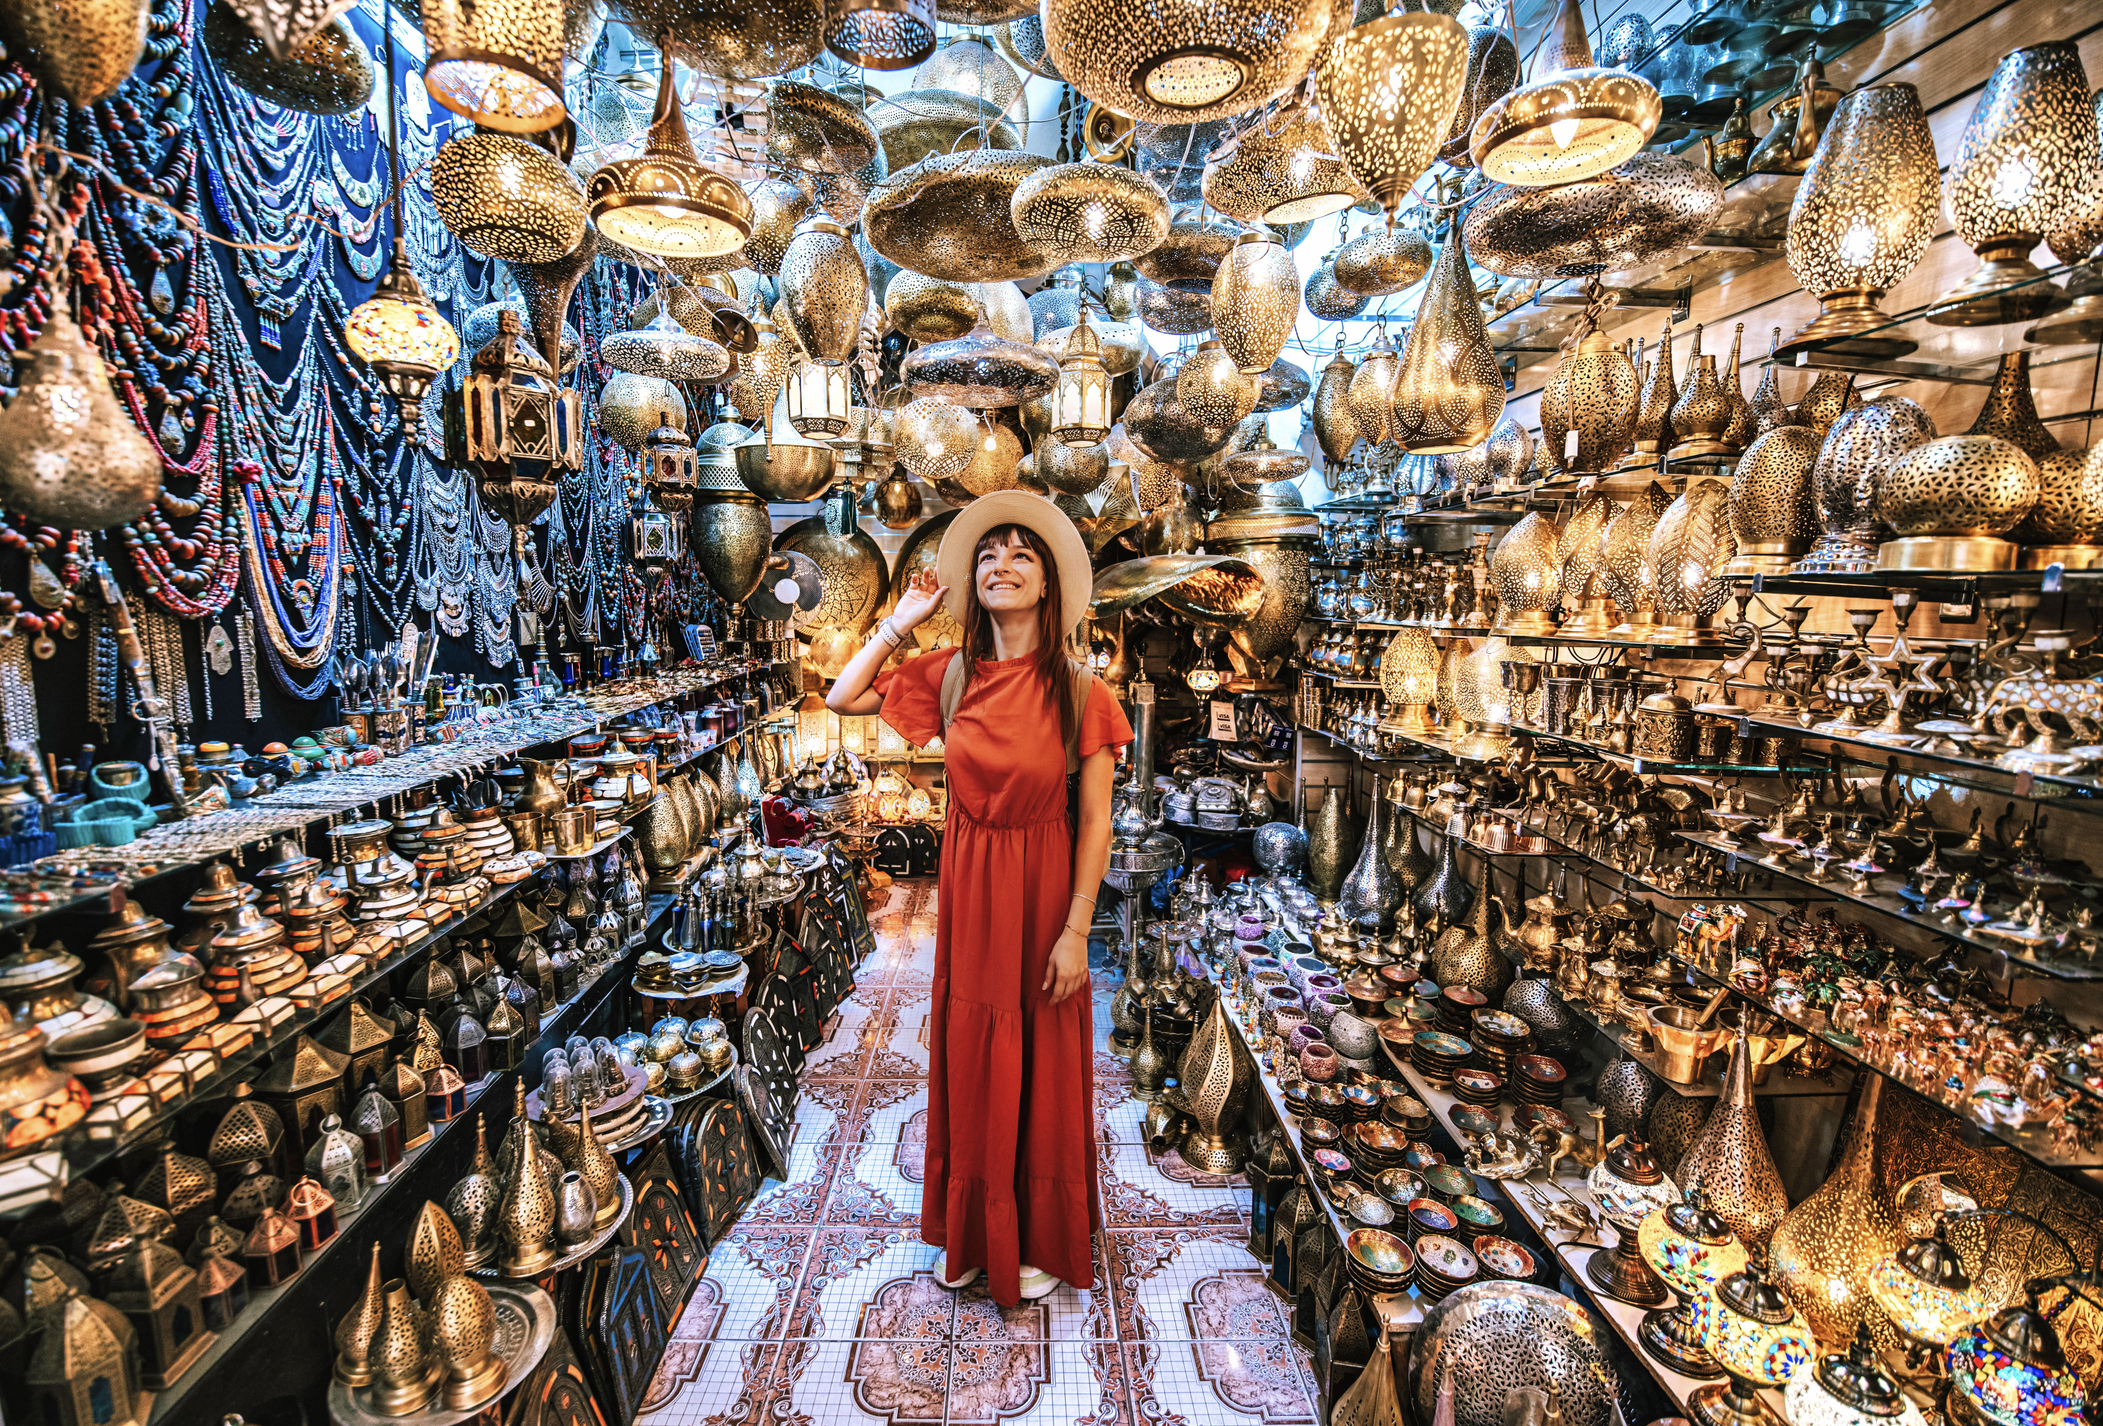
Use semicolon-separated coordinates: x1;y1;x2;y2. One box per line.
1009;162;1173;266
1468;0;1661;188
776;214;869;365
621;0;824;80
1200;98;1369;225
822;0;935;69
901;315;1059;407
765;79;881;176
345;18;460;444
1045;0;1343;126
587;44;753;261
204;3;373;115
422;0;567;134
864;149;1063;282
601;308;731;382
1315;9;1471;220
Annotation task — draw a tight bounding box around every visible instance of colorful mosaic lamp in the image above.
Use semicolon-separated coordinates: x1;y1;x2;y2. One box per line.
1944;1283;2089;1426
1690;1260;1816;1426
1638;1187;1749;1379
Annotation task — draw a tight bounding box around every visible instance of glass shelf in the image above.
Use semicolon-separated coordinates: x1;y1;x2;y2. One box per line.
1733;712;2103;816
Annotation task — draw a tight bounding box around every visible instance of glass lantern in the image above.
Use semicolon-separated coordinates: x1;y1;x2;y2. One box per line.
1585;1135;1679;1307
1692;1261;1817;1426
1051;308;1111;448
785;359;853;438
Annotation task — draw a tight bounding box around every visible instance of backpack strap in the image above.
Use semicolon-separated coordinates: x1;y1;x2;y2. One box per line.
938;652;1094;774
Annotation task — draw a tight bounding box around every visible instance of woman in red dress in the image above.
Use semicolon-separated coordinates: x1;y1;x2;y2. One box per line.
828;491;1131;1306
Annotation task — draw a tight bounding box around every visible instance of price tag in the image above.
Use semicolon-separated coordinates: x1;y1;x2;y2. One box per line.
2043;563;2064;593
1208;699;1239;741
1564;430;1579;464
1735;715;1751;739
2013;770;2034;797
1576;475;1598;494
1725;853;1739;874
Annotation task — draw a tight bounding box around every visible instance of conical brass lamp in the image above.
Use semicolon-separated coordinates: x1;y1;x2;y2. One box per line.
588;49;754;261
1469;0;1661;187
1391;229;1505;453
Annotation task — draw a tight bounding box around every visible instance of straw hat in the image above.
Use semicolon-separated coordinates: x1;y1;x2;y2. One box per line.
934;490;1092;635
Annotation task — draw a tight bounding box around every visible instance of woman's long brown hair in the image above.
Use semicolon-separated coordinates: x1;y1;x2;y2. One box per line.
958;522;1080;753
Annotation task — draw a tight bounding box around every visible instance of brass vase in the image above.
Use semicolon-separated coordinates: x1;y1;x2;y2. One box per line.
1769;1073;1903;1351
1131;1005;1169;1102
1668;325;1736;459
1674;1025;1790;1253
1384;790;1434;892
1722;425;1822;574
1304;783;1363;903
1965;351;2059;460
1179;995;1252;1173
1626;320;1678;461
1337;776;1405;933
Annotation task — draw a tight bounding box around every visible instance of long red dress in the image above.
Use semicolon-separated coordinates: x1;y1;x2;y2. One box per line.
877;648;1133;1306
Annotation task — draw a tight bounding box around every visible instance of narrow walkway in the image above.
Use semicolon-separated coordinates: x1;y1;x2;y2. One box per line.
641;878;1318;1426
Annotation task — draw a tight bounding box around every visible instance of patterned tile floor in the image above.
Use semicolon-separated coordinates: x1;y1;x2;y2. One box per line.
641;879;1320;1426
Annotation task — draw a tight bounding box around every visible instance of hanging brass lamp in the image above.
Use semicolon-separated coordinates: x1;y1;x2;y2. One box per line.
587;53;753;261
823;0;935;69
1440;22;1519;166
1929;42;2097;327
1541;316;1637;476
0;0;147;104
1313;349;1362;465
864;149;1062;282
1333;224;1433;296
742;179;813;277
1349;338;1400;446
1316;9;1470;219
1200;99;1369;224
775;214;868;365
1469;0;1661;187
460;309;584;528
765;79;880;176
1050;308;1113;447
1044;0;1342;125
1008;162;1173;266
432;131;589;263
1176;340;1259;427
1778;83;1939;356
422;0;568;133
601;309;730;382
204;3;372;115
1389;229;1505;454
0;307;164;531
1210;230;1299;375
621;0;823;79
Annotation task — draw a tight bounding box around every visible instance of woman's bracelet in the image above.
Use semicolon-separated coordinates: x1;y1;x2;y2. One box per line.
1071;892;1096;906
874;618;903;649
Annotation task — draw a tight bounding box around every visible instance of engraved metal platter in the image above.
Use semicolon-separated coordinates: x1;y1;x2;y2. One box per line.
470;1173;634;1280
328;1280;556;1426
601;1098;675;1155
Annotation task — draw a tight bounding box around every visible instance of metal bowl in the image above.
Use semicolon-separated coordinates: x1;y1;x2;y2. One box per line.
734;440;837;502
1406;1281;1634;1426
1344;1226;1417;1295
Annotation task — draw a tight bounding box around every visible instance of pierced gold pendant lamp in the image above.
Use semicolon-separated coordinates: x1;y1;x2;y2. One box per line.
587;51;753;262
1333;224;1433;296
1389;229;1505;454
1313;350;1362;465
823;0;934;69
1044;0;1344;125
1210;230;1299;374
1009;162;1173;266
422;0;567;134
1316;9;1472;219
1201;99;1369;224
432;131;589;264
204;3;372;115
1349;339;1401;446
1929;42;2098;327
1469;0;1661;187
1176;340;1259;427
2;0;145;105
1541;318;1637;476
776;214;868;365
1604;479;1673;636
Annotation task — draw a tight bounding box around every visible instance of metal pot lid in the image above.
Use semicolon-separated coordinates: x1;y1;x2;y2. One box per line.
0;943;84;993
210;904;288;956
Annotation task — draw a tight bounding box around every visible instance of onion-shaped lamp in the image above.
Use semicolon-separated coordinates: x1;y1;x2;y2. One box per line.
1469;0;1661;187
1785;1327;1928;1426
1490;511;1562;637
1874;435;2041;571
1944;1286;2088;1426
430;131;587;265
422;0;566;134
588;48;753;261
1376;627;1440;735
347;255;460;446
1050;307;1112;447
1584;1134;1679;1308
1638;1188;1748;1379
1316;10;1471;220
895;397;980;482
1212;229;1299;375
1779;84;1940;357
1691;1260;1817;1426
1177;340;1258;426
1866;1223;1989;1354
1929;42;2097;327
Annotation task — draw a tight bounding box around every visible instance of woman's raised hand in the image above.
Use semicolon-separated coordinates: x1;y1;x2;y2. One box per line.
892;567;949;632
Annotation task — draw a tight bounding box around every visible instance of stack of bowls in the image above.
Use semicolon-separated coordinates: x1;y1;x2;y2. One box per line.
1300;1117;1345;1154
1311;1148;1355;1194
1450;1194;1505;1236
1302;1083;1351;1128
1380;1088;1433;1135
1515;1054;1568;1108
1438;986;1488;1033
1374;1167;1427;1208
1412;1233;1481;1302
1403;1197;1460;1246
1402;1143;1446;1173
1474;1235;1539;1283
1343;1227;1417;1298
1409;1031;1474;1085
1342;1189;1397;1230
1339;1083;1383;1123
1349;1120;1412;1179
1452;1066;1504;1108
1470;1008;1536;1079
1423;1164;1478;1204
1514;1103;1575;1138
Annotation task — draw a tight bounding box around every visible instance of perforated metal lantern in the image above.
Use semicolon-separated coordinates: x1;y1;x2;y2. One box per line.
784;360;852;438
1874;435;2042;571
1647;477;1736;633
1350;340;1400;446
864;149;1062;282
777;214;868;365
1441;24;1519;167
1313;350;1362;464
1334;224;1433;296
1930;42;2098;327
1465;154;1721;279
422;0;567;133
1390;231;1505;454
1211;230;1299;375
823;0;935;69
1176;340;1259;428
1;0;150;106
587;58;753;262
1469;0;1661;187
205;4;372;114
600;309;730;382
432;131;589;263
1541;322;1637;475
1009;162;1172;266
1780;84;1940;356
1201;99;1369;224
462;309;583;527
1045;0;1343;125
1317;11;1471;217
766;80;880;176
642;422;700;510
895;397;980;482
621;0;823;80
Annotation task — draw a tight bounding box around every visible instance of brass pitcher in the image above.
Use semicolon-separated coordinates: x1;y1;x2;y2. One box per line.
514;758;565;816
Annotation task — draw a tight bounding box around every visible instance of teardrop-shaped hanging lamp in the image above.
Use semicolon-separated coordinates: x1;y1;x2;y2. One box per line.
1210;230;1299;375
1390;228;1505;453
1315;10;1471;219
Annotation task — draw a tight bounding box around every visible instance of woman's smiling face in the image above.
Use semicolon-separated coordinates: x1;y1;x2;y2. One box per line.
975;533;1045;614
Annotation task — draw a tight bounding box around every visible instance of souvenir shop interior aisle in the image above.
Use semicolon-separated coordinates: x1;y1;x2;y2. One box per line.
0;0;2102;1417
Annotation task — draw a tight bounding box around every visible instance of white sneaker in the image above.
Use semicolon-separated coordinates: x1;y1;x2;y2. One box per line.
934;1252;980;1289
1017;1266;1059;1300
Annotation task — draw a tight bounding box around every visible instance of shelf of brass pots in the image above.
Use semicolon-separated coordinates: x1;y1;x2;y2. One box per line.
1677;829;2103;981
1386;1050;1788;1420
1626;919;2103;1172
1730;711;2103;815
0;666;759;936
144;918;651;1425
32;873;536;1195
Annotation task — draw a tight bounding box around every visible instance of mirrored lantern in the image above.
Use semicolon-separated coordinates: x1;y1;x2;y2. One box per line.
1318;12;1471;220
346;256;461;443
1051;309;1113;447
1930;43;2098;327
459;309;583;528
1779;84;1940;357
588;56;753;261
422;0;566;133
1470;0;1661;187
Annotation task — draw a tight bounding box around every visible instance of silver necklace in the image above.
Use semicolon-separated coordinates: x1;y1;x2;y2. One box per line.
0;636;40;750
236;611;262;721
